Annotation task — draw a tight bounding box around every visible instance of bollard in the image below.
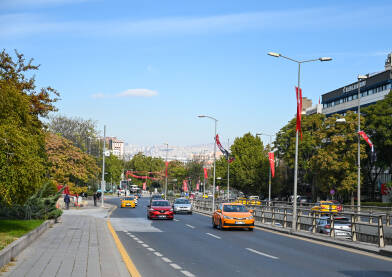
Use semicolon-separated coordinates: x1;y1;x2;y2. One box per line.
378;216;385;248
351;214;357;242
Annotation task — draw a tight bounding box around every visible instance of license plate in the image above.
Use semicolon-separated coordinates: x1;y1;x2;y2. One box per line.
235;221;245;224
159;215;166;218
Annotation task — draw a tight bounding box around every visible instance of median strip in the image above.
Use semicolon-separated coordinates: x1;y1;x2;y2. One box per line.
246;247;279;259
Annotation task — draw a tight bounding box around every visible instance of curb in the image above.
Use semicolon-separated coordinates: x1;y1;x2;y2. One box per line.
193;209;392;258
0;217;59;269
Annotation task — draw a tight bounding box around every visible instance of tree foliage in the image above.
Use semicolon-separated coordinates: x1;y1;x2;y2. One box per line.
45;132;99;192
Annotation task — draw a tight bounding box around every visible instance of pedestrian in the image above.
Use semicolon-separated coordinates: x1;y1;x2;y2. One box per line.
93;193;97;206
64;194;70;210
117;191;120;197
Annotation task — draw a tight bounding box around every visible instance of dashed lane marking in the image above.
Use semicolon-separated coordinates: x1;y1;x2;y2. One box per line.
206;233;221;239
161;257;172;263
170;263;182;270
142;244;149;247
147;248;155;252
153;252;163;257
246;248;279;260
174;219;179;222
181;270;195;277
185;224;195;229
136;240;144;244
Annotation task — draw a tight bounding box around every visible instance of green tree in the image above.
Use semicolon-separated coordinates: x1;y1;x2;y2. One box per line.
230;133;269;196
125;153;164;189
103;154;124;186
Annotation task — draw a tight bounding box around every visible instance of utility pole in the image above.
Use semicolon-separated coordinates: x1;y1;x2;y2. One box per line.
101;125;106;207
227;138;230;200
164;143;169;200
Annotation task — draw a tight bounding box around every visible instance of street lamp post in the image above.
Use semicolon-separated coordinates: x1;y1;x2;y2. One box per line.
256;132;274;205
101;125;106;208
268;52;332;230
227;138;230;200
357;74;368;213
198;115;218;212
164;143;169;200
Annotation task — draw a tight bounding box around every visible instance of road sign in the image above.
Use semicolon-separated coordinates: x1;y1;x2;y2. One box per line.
330;189;335;195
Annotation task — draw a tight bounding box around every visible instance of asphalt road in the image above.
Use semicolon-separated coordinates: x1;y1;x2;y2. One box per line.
108;197;392;277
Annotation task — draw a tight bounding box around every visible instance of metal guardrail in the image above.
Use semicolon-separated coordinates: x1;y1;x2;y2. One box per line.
189;198;390;248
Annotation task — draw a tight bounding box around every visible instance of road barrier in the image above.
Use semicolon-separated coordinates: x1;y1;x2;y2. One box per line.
190;198;390;248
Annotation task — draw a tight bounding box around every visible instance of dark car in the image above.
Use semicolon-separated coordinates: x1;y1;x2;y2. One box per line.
147;200;174;220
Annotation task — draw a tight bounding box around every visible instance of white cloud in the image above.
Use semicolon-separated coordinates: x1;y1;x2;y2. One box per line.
91;89;158;99
117;89;158;97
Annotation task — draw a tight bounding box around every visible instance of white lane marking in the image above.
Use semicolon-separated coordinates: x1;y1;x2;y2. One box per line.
174;219;179;222
185;224;195;229
246;248;279;260
206;233;221;239
161;257;172;263
147;248;155;251
142;244;149;247
153;252;163;257
170;263;182;270
181;270;195;277
137;240;144;244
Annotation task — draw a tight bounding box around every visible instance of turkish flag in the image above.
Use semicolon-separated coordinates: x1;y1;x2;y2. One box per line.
203;168;208;179
143;182;146;190
196;182;200;191
268;152;275;178
296;87;303;139
183;180;188;192
165;161;169;177
358;131;374;152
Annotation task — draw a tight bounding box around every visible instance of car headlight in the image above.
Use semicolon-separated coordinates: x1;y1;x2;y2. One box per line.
223;215;233;219
246;216;254;220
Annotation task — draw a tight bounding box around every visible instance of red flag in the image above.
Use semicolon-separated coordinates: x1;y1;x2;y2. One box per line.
142;182;146;190
203;168;208;179
358;131;374;152
268;152;275;178
165;161;169;177
196;182;200;191
183;180;188;192
296;87;303;139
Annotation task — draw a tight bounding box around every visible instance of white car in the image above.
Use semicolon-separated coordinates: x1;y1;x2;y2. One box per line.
173;198;192;214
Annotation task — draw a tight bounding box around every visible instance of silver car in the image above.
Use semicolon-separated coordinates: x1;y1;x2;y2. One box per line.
314;216;351;238
173;198;192;214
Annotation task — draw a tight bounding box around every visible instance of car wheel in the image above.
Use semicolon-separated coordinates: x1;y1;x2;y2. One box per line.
219;219;224;230
248;227;254;231
212;217;217;228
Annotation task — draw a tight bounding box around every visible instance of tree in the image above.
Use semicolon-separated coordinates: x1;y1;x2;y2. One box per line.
103;154;124;186
125;153;165;188
45;132;100;193
363;90;392;199
230;133;269;196
47;115;100;155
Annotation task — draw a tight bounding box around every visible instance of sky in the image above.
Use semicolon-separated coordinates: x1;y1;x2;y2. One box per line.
1;0;391;146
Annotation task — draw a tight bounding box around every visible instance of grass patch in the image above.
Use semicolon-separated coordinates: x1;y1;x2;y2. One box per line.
0;219;44;251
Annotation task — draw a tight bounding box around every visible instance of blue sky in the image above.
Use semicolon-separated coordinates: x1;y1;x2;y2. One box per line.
1;0;391;146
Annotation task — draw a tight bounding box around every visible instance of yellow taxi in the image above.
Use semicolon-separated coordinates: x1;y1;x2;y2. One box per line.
212;203;255;231
248;196;261;205
234;197;248;205
121;196;136;208
311;201;338;213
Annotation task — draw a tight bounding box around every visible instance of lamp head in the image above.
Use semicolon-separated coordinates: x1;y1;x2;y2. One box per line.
319;57;332;62
198;115;206;118
268;52;281;58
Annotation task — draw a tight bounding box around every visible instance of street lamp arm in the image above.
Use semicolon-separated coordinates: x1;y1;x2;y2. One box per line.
198;115;218;122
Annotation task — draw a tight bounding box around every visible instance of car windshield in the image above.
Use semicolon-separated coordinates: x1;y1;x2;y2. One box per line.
152;201;170;206
124;197;134;200
223;205;248;212
175;199;190;204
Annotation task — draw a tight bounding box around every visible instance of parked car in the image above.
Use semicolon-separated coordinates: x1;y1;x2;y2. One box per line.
173;198;192;214
311;201;338;213
147;200;174;220
121;196;136;208
212;203;255;231
248;196;262;205
311;216;351;238
330;200;343;212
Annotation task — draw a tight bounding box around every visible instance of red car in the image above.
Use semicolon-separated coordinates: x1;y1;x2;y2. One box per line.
147;200;174;220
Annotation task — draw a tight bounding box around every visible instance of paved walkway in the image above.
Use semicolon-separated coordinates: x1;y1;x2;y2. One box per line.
1;202;129;277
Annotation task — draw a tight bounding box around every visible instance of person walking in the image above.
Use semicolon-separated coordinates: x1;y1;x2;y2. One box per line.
64;194;70;210
93;193;97;207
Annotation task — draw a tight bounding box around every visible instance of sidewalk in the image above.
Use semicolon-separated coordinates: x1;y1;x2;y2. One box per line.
1;201;129;277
